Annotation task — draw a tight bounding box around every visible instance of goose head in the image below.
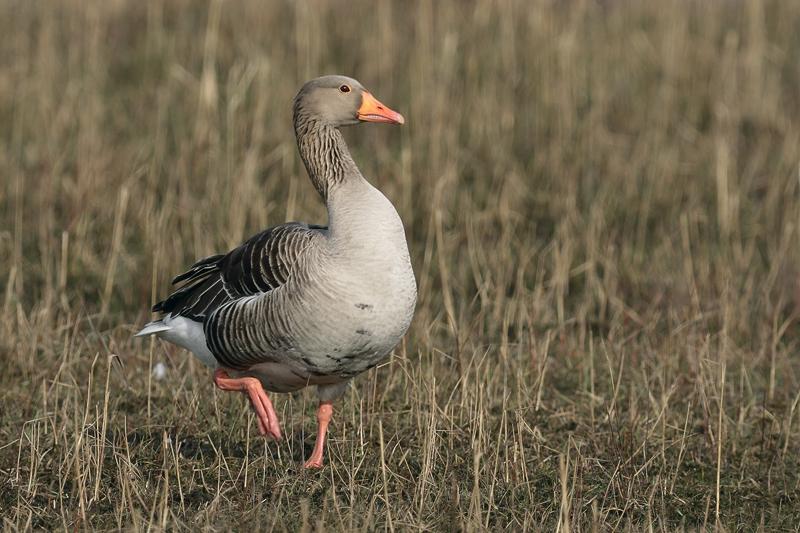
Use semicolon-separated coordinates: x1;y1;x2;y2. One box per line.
293;75;405;128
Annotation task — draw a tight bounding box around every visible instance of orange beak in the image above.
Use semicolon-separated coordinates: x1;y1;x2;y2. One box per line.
357;92;405;125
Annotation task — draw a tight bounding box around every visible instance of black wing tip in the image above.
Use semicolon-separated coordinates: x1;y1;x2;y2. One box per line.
171;271;192;284
171;254;225;285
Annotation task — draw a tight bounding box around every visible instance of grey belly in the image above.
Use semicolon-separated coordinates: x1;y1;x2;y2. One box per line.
225;254;417;393
238;343;390;393
242;302;411;392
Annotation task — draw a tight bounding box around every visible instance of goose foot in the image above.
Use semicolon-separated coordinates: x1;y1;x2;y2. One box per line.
303;401;333;468
213;368;282;440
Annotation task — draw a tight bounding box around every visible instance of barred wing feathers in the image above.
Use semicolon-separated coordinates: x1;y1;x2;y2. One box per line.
152;222;326;323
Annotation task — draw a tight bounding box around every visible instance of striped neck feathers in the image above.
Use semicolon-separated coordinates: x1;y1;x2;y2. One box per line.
293;112;361;201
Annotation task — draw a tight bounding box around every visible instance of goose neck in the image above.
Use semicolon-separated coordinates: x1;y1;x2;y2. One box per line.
294;114;361;201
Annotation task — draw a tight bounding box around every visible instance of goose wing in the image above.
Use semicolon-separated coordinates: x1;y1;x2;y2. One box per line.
152;222;326;322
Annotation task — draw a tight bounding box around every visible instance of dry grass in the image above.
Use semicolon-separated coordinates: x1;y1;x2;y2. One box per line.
1;0;800;530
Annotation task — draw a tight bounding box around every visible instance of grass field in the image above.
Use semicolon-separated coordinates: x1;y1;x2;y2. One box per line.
2;0;800;530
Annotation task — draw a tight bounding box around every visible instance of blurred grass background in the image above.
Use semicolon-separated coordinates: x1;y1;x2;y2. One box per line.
1;0;799;530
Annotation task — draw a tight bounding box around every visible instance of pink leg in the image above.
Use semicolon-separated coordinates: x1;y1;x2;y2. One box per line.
304;401;333;468
213;368;282;440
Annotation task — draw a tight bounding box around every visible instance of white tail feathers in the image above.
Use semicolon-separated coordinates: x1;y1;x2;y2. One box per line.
134;321;171;337
134;316;218;368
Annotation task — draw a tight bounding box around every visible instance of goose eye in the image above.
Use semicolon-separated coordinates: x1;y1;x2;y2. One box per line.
339;84;351;93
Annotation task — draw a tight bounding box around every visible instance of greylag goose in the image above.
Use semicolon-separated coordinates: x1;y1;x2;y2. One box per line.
135;75;416;468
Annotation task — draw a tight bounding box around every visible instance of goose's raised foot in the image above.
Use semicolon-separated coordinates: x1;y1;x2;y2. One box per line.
213;368;282;440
